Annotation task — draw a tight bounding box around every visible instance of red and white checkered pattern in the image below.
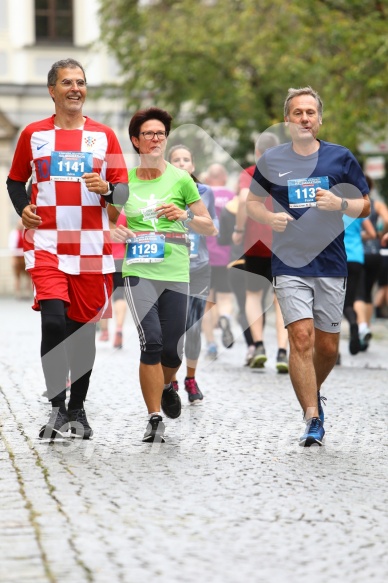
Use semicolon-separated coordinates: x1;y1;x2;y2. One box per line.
9;115;127;274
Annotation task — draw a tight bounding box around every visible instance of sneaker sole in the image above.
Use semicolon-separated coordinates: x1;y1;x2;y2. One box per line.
39;427;70;440
70;430;93;440
250;355;267;369
219;318;234;348
221;334;234;348
276;363;289;374
142;433;165;443
299;436;324;447
188;396;204;404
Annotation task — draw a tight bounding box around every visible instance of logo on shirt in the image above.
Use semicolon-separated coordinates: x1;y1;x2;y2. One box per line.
37;142;49;150
279;171;293;177
84;136;96;149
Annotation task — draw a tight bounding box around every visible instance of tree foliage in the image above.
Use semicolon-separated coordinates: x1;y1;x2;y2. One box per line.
98;0;388;162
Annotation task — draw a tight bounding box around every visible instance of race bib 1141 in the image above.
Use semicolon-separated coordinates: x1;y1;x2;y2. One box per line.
288;176;329;208
50;151;93;182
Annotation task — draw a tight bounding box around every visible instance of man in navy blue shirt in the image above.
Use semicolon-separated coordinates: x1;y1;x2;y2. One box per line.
246;86;370;446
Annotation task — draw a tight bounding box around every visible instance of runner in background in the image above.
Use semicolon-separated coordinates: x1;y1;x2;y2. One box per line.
168;145;218;403
233;133;289;372
202;163;236;358
8;218;31;299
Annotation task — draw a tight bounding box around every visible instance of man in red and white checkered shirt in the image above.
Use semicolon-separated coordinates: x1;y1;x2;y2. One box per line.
7;58;129;441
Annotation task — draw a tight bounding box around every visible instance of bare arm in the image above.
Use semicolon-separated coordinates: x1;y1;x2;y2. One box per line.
374;200;388;228
361;218;376;240
155;199;217;236
185;199;218;235
315;188;370;218
246;191;294;232
231;187;249;245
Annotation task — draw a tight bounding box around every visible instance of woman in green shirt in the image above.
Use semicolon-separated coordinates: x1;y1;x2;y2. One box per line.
111;107;215;443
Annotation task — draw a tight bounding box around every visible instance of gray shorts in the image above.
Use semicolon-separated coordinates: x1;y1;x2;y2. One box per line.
273;275;347;333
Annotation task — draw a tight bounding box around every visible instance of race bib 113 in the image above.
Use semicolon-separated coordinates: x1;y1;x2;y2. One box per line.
288;176;329;208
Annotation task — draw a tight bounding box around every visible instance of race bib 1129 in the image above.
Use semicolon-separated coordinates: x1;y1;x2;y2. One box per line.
125;233;165;264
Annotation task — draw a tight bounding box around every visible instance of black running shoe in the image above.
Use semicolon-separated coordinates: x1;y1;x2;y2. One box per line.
161;384;182;419
68;408;94;439
142;415;165;443
219;315;234;348
39;408;69;440
349;324;361;355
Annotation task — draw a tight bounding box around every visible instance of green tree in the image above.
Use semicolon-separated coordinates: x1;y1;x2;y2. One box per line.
98;0;388;163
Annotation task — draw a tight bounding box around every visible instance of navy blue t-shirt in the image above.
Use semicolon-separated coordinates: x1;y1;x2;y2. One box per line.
250;140;369;277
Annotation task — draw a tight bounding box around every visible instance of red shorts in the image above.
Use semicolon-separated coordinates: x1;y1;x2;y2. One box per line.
29;266;113;323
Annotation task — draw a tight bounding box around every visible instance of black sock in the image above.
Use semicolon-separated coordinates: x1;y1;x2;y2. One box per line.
254;341;264;348
278;348;287;357
51;400;67;414
68;401;84;412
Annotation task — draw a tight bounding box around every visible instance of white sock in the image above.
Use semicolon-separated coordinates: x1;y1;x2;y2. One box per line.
164;383;171;390
149;412;161;419
358;322;368;333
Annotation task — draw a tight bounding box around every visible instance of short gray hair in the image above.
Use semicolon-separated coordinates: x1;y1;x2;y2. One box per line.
47;58;86;87
284;86;323;119
255;132;279;155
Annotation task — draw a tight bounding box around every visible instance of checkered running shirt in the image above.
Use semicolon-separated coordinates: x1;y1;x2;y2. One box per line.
8;115;127;274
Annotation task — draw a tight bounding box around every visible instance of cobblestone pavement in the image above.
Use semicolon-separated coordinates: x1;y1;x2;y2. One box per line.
0;297;387;583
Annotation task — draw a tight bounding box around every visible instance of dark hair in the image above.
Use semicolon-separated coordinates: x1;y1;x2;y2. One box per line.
167;144;199;182
167;144;194;163
47;58;86;87
128;107;173;154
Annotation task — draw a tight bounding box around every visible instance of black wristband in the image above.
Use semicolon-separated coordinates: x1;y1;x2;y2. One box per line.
102;183;115;204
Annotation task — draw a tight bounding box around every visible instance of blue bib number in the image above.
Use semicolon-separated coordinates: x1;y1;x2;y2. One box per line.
288;176;329;208
189;233;200;259
126;234;165;264
50;151;93;182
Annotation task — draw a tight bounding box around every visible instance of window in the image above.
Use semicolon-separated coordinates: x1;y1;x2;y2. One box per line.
35;0;73;44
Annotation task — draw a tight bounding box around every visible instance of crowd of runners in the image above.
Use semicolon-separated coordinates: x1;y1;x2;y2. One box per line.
7;58;388;448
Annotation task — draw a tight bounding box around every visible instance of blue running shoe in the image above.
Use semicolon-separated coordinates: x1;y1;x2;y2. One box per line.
299;417;325;447
317;391;327;424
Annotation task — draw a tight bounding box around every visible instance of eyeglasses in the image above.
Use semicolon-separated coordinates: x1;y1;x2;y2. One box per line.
140;131;167;140
58;79;87;88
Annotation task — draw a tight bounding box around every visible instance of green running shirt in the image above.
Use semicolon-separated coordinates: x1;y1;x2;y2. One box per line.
121;163;200;282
